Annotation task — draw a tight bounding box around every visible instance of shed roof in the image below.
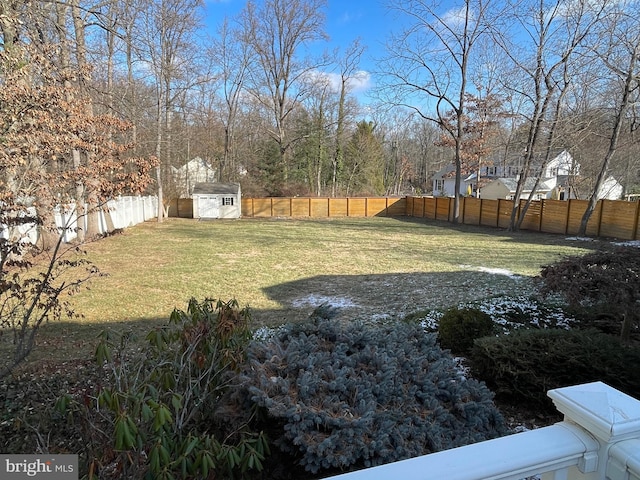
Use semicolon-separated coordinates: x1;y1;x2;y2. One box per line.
192;183;240;195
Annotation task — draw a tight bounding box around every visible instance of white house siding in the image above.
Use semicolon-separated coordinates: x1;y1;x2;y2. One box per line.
597;176;623;200
480;178;552;200
172;158;217;198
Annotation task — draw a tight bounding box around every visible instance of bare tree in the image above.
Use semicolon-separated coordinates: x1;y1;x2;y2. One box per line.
493;0;607;230
297;73;334;195
136;0;204;221
0;40;155;377
241;0;328;193
578;4;640;234
331;39;366;196
209;17;252;182
379;0;494;223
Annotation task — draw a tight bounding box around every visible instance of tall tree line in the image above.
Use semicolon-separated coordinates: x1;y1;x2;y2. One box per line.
2;0;639;222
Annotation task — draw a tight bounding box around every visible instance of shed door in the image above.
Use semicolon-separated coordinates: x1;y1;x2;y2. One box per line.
198;195;219;218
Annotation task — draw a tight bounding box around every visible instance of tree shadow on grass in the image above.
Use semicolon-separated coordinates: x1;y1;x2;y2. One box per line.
259;269;535;326
3;268;534;372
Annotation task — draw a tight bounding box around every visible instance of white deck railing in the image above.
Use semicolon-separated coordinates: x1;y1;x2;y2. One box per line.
328;382;640;480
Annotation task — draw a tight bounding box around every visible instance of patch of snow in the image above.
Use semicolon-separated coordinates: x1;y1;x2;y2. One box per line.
472;295;576;331
253;325;285;341
567;236;640;247
419;312;443;331
452;356;470;380
565;236;594;241
416;294;576;333
513;425;532;434
613;240;640;247
459;265;520;278
291;294;358;309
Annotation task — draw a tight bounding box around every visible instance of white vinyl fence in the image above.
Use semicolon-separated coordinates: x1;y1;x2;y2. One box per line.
60;196;158;242
1;196;157;245
57;195;158;242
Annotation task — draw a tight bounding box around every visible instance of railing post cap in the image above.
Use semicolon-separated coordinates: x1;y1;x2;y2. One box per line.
548;381;640;442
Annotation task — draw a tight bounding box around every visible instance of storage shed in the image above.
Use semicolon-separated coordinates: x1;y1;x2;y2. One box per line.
192;183;241;219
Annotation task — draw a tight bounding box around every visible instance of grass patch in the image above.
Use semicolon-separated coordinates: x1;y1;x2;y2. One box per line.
12;216;595;369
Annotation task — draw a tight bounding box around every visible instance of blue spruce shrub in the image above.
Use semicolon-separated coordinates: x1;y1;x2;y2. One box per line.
242;314;507;475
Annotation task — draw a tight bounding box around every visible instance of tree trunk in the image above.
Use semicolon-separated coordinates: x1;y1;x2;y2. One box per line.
578;45;638;235
156;124;164;223
71;0;102;239
332;77;347;197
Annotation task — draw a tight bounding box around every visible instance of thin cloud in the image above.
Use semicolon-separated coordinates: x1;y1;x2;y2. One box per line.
440;6;474;31
347;70;372;93
337;10;364;25
304;69;372;94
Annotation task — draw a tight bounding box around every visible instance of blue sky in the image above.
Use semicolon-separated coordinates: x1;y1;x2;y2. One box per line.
203;0;400;97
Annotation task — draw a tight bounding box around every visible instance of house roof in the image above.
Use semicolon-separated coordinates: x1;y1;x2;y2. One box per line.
489;177;552;193
192;183;240;195
432;164;456;180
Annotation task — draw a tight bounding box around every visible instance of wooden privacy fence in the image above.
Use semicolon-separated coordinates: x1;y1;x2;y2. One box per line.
406;196;640;240
169;195;640;240
240;197;407;218
168;198;194;218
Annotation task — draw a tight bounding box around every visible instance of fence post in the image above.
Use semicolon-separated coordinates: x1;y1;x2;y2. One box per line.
633;200;640;240
596;200;604;237
539;199;544;232
548;381;640;480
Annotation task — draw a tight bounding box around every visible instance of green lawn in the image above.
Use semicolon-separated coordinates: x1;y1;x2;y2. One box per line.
22;216;594;368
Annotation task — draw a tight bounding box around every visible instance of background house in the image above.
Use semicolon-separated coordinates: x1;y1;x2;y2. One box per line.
481;178;553;201
171;157;217;198
432;151;620;201
432;164;466;197
596;176;624;200
192;183;241;219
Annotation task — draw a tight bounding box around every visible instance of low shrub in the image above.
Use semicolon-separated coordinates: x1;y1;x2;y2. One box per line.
240;311;507;476
57;298;269;479
470;328;640;411
438;307;495;355
539;246;640;343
